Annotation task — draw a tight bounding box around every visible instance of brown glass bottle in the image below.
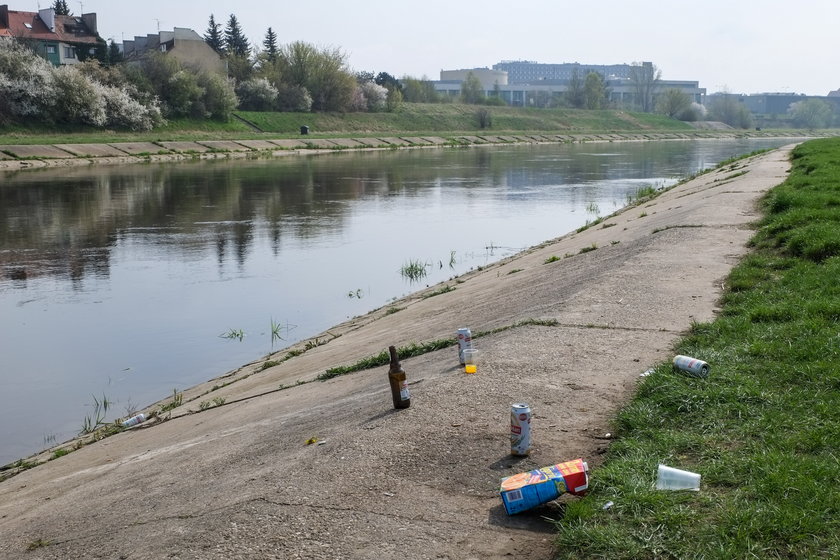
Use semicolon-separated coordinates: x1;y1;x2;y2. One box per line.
387;345;410;409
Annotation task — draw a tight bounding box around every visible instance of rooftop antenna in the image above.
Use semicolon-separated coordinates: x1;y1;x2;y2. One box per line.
79;2;83;14
154;18;161;33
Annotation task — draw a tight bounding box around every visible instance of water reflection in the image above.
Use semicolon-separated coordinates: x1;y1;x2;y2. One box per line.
1;140;724;289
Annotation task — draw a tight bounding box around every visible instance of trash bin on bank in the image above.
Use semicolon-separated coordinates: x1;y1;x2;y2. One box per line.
300;125;310;135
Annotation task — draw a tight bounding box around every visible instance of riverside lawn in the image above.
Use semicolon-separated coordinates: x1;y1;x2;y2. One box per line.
0;104;694;146
553;138;840;558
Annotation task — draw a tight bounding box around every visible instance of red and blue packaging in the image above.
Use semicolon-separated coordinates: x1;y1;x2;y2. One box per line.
500;458;589;515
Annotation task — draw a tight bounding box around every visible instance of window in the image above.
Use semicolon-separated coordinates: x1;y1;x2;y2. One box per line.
24;22;32;29
46;45;56;54
64;46;76;59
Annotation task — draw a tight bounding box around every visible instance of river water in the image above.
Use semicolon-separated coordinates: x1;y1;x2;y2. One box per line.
0;138;798;464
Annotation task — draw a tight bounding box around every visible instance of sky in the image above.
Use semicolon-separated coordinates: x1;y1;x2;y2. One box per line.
17;0;839;96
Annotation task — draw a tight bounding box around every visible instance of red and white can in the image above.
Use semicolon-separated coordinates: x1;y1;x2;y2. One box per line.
673;355;710;378
457;328;472;365
510;403;531;456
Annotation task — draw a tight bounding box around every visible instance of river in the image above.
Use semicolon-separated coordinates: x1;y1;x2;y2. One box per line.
0;138;799;464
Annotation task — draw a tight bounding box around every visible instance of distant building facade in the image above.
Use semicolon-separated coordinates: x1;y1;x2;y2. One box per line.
440;68;508;88
737;92;840;116
435;60;705;109
493;60;652;84
122;27;225;75
0;4;103;65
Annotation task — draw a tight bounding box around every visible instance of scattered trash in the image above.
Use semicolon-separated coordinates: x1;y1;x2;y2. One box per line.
500;458;589;515
604;433;612;439
316;440;327;446
387;345;411;409
305;437;319;445
602;501;614;510
656;464;701;491
640;368;655;377
457;328;472;365
463;348;479;374
121;413;146;428
673;355;710;378
510;403;531;456
383;492;395;497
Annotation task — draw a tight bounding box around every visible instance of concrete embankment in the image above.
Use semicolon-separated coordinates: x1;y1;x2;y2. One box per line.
0;130;813;171
0;146;795;559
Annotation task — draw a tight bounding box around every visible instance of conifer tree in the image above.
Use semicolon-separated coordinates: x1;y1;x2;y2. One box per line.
204;14;225;55
224;14;250;58
262;27;278;62
52;0;71;15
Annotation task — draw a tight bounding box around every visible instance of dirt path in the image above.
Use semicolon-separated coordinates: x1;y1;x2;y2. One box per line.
0;146;795;559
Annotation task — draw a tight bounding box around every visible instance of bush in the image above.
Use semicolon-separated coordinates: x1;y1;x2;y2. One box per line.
358;81;387;112
276;84;312;112
99;83;161;131
0;40;55;121
51;65;106;126
236;77;277;111
198;72;238;120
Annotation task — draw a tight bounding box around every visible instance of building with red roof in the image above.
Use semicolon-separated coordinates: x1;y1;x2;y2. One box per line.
0;4;103;66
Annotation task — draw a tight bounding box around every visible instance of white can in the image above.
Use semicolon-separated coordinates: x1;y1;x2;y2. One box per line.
510;403;531;456
457;328;472;365
121;413;146;428
673;355;710;378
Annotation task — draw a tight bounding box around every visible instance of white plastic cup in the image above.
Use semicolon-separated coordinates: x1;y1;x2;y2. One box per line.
463;349;479;373
656;464;701;491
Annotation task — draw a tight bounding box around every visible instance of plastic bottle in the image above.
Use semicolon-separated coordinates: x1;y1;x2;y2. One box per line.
387;346;411;409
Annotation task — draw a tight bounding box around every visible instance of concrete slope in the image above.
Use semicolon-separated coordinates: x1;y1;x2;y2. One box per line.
0;146;795;560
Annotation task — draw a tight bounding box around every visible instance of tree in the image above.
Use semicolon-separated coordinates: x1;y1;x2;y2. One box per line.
224;14;250;58
262;27;278;63
789;99;834;128
277;42;355;111
460;72;484;104
401;76;439;103
583;72;608;109
51;1;70;15
107;40;123;65
629;62;661;112
385;87;402;112
565;68;585;108
355;70;375;84
656;88;692;119
375;71;401;93
205;15;225;55
707;93;753;128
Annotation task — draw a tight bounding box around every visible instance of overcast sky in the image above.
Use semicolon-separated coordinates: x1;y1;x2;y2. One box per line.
20;0;838;96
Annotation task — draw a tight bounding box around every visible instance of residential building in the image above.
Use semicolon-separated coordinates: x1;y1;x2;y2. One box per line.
122;27;225;75
0;4;103;65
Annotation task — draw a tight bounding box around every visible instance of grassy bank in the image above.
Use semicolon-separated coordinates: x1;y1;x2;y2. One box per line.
0;104;694;145
236;104;692;135
554;139;840;558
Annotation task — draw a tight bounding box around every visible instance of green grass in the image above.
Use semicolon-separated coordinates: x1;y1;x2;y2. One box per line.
553;138;840;559
237;104;694;135
0;104;698;146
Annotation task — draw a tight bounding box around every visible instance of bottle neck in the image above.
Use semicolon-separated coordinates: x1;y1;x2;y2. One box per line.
388;345;400;371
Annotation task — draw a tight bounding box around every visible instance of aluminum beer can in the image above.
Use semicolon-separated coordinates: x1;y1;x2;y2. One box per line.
457;328;472;365
673;355;710;378
510;403;531;456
